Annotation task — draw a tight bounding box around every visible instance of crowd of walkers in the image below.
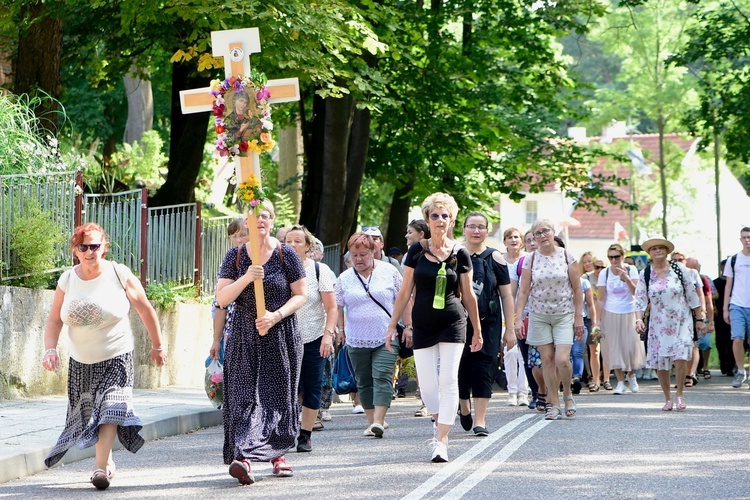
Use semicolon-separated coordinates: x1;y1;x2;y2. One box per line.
41;203;750;488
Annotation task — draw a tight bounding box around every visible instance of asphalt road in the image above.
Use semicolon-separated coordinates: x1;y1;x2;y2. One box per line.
2;375;749;499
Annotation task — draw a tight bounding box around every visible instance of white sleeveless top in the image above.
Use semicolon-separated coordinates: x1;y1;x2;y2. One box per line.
59;262;135;364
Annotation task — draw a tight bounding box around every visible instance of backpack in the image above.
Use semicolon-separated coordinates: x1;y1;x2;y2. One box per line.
332;345;357;395
472;248;500;320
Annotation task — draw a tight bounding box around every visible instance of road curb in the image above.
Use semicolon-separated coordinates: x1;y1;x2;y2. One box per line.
0;409;222;484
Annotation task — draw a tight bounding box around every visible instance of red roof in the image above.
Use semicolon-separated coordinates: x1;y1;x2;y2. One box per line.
568;133;695;240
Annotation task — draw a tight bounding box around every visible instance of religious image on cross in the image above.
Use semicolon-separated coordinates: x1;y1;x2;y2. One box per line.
179;27;300;334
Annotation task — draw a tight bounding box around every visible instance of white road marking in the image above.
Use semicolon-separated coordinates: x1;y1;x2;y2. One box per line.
441;418;551;499
402;414;537;500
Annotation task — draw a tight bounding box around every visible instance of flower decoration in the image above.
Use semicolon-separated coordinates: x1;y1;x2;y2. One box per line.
210;69;275;157
235;174;268;214
204;364;224;409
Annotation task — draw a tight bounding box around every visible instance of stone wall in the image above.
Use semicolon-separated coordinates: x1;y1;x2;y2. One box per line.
0;286;213;399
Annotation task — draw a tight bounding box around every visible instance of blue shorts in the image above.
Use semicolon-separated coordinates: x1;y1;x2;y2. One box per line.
729;305;750;341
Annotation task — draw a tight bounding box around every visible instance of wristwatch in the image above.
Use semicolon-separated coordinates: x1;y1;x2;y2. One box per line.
701;317;709;325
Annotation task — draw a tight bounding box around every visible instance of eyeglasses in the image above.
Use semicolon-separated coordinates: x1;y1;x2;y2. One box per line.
465;224;487;231
77;243;102;252
533;228;552;238
257;213;273;221
594;265;606;270
429;213;450;221
607;254;622;260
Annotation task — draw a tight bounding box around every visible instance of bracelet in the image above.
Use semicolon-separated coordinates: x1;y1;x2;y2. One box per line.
151;347;163;351
45;348;57;356
277;310;284;321
337;325;345;331
324;328;335;336
404;324;413;330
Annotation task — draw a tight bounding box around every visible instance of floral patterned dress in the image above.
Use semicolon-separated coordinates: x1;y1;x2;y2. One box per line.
635;263;700;370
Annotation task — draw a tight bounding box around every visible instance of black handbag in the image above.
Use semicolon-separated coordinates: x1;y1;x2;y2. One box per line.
353;269;413;359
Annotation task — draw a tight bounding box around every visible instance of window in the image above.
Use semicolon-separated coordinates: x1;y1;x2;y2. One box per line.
525;200;538;224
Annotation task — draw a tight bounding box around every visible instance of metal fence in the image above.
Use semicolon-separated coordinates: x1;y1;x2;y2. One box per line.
2;171;346;293
201;216;235;296
0;171;77;281
147;204;199;288
83;189;143;273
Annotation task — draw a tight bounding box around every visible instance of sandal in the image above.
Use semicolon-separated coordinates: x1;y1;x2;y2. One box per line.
675;396;687;411
271;456;293;477
90;469;110;490
701;369;712;380
414;405;431;417
685;374;698;387
602;381;613;391
563;396;576;418
229;459;255;485
536;393;547;413
312;419;324;431
662;400;673;411
589;384;600;392
545;405;562;420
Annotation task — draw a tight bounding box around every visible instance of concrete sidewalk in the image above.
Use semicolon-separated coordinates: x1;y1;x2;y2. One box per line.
0;387;221;484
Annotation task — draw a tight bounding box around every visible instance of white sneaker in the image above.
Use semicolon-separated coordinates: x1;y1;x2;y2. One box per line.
612;381;626;395
352;405;364;414
430;439;448;462
627;374;639;393
320;410;332;422
506;394;518;406
363;425;375;437
517;394;530;406
649;369;659;380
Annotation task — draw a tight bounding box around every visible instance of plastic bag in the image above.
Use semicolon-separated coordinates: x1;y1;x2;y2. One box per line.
332;345;357;395
205;359;224;409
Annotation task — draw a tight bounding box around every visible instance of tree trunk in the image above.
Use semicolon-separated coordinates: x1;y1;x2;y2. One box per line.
300;93;326;230
339;106;370;249
277;116;303;218
151;63;210;206
316;95;355;245
657;115;668;238
123;69;153;143
13;4;63;136
386;175;415;252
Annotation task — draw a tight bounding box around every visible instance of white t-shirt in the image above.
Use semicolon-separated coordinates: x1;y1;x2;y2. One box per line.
335;262;402;348
724;253;750;308
296;259;335;344
581;277;591;318
597;265;639;314
59;262;135;364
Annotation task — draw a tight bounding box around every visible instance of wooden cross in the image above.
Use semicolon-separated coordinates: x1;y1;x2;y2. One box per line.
180;28;300;334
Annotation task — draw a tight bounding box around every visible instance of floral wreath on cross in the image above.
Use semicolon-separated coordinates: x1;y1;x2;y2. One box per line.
235;174;268;214
210;69;275;157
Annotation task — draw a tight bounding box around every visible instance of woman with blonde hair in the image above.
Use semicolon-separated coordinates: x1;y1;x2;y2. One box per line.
513;219;584;420
502;227;524;266
388;192;482;461
596;243;645;395
284;225;337;452
213;200;307;483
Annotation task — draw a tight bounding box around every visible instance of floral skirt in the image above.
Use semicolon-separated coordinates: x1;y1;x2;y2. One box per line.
44;352;144;468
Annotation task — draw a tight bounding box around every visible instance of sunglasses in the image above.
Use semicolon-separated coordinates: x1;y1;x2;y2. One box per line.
429;213;450;221
607;255;622;260
595;265;606;270
362;226;379;231
77;243;102;252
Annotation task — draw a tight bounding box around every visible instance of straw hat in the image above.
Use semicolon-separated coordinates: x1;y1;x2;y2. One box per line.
641;237;674;254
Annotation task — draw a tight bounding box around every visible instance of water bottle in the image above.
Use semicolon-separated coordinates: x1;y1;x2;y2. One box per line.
433;263;446;309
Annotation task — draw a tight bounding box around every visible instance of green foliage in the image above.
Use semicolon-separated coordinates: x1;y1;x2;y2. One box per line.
107;131;169;191
0;93;69;175
359;177;394;229
8;203;66;288
145;282;197;311
272;192;297;229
